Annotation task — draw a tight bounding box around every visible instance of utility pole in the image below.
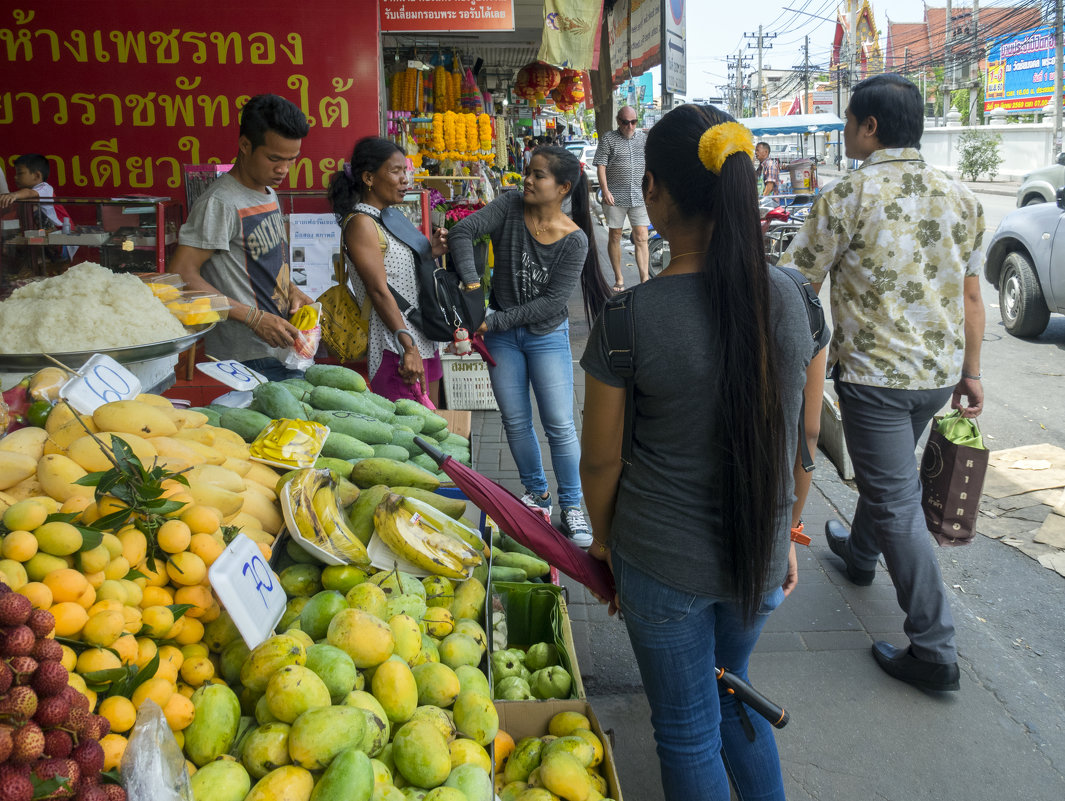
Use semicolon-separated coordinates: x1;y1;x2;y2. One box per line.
803;35;810;114
1055;0;1063;155
744;26;776;117
943;0;952;123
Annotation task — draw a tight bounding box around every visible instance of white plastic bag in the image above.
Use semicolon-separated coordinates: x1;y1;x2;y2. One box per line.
282;301;322;371
120;700;193;801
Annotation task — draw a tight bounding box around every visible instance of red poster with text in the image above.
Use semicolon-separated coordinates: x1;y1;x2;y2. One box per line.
0;2;382;203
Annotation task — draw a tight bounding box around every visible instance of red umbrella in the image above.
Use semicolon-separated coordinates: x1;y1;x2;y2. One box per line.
415;437;615;600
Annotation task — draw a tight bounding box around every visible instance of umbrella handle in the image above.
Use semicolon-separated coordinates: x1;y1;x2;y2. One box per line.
414;436;447;467
716;668;789;728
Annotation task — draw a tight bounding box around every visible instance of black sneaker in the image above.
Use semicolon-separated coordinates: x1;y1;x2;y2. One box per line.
520;490;552;522
560;507;593;547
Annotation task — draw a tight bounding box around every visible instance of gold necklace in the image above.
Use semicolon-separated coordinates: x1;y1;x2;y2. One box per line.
533;219;551;237
669;250;706;261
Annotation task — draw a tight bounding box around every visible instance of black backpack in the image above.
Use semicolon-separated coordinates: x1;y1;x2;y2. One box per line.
376;207;486;343
602;265;825;470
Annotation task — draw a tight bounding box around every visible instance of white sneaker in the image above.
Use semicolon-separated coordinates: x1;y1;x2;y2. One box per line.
561;507;593;547
520;490;552;522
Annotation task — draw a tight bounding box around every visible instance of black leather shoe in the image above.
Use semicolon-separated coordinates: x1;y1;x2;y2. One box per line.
872;641;960;692
824;520;875;586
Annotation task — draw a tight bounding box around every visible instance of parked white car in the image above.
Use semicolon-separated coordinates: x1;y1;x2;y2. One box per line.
1016;152;1065;207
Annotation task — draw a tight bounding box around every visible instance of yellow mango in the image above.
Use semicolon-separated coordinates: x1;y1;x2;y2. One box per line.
151;436;207;463
186;464;245;494
173;438;226;466
236;490;282;533
539;751;600;801
44;403;86;435
67;432;158;473
0;427;49;461
221;457;253;477
5;477;48;502
154;456;194;473
44;418;101;456
37;453;95;503
188;483;243;518
243;480;277;502
244;461;282;491
243;766;314;801
93;400;178;438
0;451;38;490
134;393;174;408
167;409;209;429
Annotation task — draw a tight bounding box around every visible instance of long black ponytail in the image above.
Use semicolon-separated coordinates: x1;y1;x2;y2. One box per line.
534;145;611;322
644;105;786;621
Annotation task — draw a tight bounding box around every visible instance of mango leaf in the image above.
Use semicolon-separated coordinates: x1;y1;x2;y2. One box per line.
74;471;108;487
95;471;124;497
80;666;132;687
110;437;138;472
76;528;104;552
123;569;147;581
31;776;70;799
143;499;187;517
108;653;159;699
100;771;122;786
168;604;197;621
86;508;134;532
55;636;89;652
45;512;80;524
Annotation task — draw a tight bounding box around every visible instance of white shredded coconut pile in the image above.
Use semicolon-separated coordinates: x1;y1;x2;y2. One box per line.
0;262;189;354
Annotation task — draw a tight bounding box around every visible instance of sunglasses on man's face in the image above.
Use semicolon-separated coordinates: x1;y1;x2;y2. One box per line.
618;119;637;126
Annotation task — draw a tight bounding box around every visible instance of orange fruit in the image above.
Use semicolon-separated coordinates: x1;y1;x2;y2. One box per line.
99;696;137;734
43;568;89;603
2;530;38;562
134;637;157;668
59;645;77;672
188;533;224;567
112;633;139;664
81;610;124;647
179;656;215;687
59;495;93;519
493;729;516;771
131;676;175;709
17;581;52;609
76;647;122;674
141;586;174;608
166;552;206;586
140;605;175;639
82;571;106;590
173;616;204;646
180;505;222;535
103;556;131;581
174;585;213;618
117;528;147;568
75;583;96;609
100;734;127;771
162;692;196;730
199;602;221;624
140;557;169;587
157;520;192;554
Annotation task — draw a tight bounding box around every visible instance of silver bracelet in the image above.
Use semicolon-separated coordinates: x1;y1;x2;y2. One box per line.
962;371;981;380
393;328;414;353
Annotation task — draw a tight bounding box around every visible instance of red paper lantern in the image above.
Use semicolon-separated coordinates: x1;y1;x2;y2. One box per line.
553;73;585;106
515;62;561;102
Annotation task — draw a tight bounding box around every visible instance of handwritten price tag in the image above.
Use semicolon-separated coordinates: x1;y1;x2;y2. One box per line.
209;533;286;649
196;359;267;390
59;354;142;415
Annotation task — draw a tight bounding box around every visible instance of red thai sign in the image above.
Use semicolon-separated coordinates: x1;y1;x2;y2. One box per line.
0;2;382;204
380;0;515;32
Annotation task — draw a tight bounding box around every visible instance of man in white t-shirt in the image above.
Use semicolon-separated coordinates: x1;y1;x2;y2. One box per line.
0;154;61;228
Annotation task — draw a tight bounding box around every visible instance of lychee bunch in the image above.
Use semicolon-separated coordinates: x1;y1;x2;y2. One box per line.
0;582;125;801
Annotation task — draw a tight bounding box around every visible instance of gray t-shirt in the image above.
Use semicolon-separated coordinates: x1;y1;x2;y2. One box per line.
448;190;588;335
580;270;817;599
178;174;292;362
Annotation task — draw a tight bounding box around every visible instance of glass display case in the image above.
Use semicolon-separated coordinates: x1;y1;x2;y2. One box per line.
0;196;183;296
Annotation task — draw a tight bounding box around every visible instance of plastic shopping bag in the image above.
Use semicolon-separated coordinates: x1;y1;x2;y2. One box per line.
283;302;322;371
120;700;192;801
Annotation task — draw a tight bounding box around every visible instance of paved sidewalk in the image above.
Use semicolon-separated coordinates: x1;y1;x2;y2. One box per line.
465;248;1065;800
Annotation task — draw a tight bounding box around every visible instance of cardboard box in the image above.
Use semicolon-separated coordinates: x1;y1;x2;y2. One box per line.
437;409;471;439
495;699;624;800
489;581;585;700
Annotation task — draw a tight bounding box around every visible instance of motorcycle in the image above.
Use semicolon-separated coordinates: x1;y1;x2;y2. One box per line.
761;194;813;265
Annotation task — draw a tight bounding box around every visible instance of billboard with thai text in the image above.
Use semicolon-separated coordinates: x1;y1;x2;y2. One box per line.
0;2;382;203
985;25;1063;114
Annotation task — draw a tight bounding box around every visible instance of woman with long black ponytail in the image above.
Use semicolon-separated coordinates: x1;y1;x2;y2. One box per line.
580;105;817;800
449;145;610;546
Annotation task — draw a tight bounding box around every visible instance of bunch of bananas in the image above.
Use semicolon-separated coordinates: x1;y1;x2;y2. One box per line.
284;469;372;566
250;419;328;468
290;305;319;331
374;493;485;580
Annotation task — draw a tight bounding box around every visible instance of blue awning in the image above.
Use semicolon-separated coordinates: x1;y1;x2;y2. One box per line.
738;113;845;135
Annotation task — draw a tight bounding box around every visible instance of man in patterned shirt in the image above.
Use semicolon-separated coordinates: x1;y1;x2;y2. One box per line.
755;141;780;196
594;106;648;289
778;74;985;693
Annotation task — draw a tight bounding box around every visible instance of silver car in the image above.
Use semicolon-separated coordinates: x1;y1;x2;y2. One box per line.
1016;153;1065;206
984;190;1065;337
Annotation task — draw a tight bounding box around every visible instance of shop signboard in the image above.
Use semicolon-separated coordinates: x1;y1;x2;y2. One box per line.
984;25;1062;114
380;0;514;32
0;2;381;201
609;0;662;85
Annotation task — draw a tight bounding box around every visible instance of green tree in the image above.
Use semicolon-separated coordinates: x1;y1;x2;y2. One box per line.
956;130;1003;181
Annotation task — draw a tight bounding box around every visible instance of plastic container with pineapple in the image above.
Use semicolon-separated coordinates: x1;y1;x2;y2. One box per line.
140;272;184;303
165;291;230;325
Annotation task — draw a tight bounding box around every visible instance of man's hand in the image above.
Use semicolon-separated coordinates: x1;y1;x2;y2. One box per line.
288;286;313;313
0;193;16;209
431;226;448;257
255;313;301;350
601;188;615;207
951;376;983;418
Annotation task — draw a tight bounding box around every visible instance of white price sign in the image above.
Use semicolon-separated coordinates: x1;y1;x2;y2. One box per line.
196;360;267;390
59;354;142;414
209;533;286;649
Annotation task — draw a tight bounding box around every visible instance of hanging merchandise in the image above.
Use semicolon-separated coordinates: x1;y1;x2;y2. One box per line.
515;62;561;104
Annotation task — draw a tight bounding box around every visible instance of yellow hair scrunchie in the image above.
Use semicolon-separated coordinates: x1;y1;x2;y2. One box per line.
697;121;755;174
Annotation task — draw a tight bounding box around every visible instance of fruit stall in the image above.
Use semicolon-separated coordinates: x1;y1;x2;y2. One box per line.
0;270;622;801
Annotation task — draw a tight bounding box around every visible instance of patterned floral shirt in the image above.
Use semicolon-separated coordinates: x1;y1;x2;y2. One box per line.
778;148;984;390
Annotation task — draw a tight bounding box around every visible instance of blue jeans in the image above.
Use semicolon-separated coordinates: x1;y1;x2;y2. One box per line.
242;358;304;382
484;321;581;509
614;552;787;801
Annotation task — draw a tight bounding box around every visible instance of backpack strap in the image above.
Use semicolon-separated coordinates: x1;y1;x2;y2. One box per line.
602;290;636;465
343;210;415;314
773;265;826;473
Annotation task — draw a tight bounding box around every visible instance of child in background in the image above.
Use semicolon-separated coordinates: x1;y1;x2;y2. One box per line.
0;154;62;228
